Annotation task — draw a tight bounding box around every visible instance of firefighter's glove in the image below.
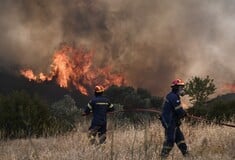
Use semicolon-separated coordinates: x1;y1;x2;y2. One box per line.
176;120;182;126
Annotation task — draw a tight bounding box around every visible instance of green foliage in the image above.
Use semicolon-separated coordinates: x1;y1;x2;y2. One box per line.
0;91;79;139
105;85;163;109
105;85;163;123
187;99;235;121
49;95;78;133
185;76;216;106
104;85;135;104
136;88;151;99
150;96;163;108
0;91;51;138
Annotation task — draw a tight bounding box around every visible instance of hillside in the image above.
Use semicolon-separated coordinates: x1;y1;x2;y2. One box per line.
209;93;235;103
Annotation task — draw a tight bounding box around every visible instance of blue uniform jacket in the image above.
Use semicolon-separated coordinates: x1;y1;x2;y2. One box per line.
161;91;186;128
84;96;114;126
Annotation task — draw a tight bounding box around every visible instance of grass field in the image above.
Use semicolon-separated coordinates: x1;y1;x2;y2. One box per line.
0;119;234;160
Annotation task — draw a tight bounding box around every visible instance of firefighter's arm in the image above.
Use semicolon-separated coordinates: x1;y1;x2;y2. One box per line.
82;101;93;116
175;105;187;118
173;99;187;119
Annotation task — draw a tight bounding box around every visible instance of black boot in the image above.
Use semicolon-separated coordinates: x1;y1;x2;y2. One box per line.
99;134;106;144
177;142;188;156
161;144;173;159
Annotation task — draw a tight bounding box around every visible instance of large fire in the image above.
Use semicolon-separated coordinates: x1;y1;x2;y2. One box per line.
20;44;126;95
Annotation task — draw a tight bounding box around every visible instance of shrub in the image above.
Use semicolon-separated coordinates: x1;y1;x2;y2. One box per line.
104;86;163;123
0;91;79;139
0;91;51;138
49;95;79;133
187;99;235;121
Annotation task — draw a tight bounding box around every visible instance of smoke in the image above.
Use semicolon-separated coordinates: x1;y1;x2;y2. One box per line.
0;0;235;95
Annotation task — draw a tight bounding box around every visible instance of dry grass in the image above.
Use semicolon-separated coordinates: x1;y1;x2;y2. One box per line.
0;119;235;160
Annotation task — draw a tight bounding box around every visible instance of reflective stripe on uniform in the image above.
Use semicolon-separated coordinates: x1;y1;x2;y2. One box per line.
175;105;182;110
177;140;185;146
96;102;109;105
109;104;114;108
88;103;92;109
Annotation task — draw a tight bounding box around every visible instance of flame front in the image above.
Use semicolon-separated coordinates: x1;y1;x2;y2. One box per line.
20;69;37;81
20;44;126;95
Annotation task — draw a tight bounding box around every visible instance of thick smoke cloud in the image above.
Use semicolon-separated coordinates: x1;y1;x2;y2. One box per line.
0;0;234;95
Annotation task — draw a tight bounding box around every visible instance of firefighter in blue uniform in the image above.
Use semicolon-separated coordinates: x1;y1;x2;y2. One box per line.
83;85;114;144
160;79;189;158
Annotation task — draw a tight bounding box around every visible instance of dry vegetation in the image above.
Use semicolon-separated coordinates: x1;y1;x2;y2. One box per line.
0;119;234;160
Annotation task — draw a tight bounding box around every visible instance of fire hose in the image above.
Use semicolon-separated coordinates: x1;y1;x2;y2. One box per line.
83;108;235;128
107;108;235;128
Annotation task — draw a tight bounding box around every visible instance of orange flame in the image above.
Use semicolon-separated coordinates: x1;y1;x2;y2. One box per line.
20;44;126;95
222;83;235;93
20;69;37;81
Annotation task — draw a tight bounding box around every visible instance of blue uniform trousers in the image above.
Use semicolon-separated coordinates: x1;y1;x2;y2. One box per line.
88;124;107;144
161;124;188;157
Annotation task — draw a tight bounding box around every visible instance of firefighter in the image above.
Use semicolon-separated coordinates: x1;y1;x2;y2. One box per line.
83;85;114;145
160;79;189;158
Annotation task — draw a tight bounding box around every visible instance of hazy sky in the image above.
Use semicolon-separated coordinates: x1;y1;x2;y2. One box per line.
0;0;234;95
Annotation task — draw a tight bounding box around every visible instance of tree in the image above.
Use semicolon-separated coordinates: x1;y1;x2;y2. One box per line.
104;85;163;123
105;85;163;109
184;76;216;106
136;88;151;99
